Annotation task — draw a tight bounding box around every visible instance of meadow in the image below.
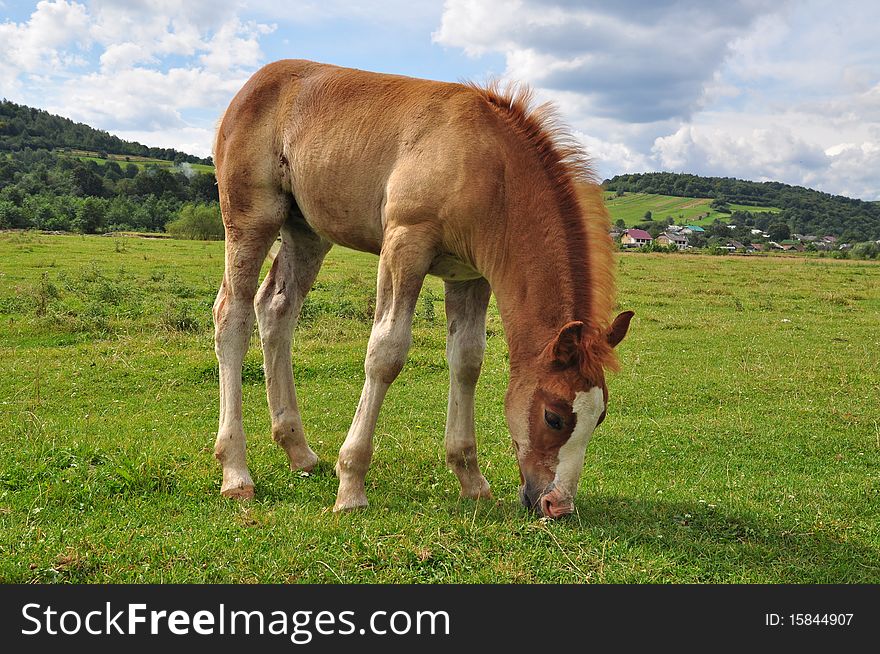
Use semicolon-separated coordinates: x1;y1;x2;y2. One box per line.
0;232;878;583
603;191;779;226
67;149;215;174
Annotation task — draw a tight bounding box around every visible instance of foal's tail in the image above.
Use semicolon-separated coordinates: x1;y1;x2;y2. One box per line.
211;109;226;168
212;106;283;263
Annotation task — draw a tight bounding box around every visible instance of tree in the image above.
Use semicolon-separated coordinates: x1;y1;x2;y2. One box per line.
710;198;731;213
614;218;626;229
70;164;105;197
644;210;652;221
0;200;27;228
768;222;791;241
188;172;218;202
73;197;107;233
165;203;224;240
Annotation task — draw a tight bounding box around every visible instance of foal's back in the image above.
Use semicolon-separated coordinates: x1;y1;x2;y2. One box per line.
214;59;508;260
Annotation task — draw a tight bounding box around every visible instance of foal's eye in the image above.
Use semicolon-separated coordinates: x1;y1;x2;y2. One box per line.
544;409;563;431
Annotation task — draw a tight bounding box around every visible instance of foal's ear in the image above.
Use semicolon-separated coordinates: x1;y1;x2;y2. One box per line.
606;311;634;348
552;321;585;367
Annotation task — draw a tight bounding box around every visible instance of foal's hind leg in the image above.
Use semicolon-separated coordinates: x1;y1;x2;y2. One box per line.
444;278;492;499
213;195;284;499
255;220;331;471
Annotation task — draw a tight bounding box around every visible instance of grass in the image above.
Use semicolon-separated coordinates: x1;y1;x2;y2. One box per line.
604;191;779;226
0;232;878;583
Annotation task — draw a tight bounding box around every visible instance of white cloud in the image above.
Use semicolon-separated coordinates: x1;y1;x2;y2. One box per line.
434;0;779;123
649;125;880;200
0;0;91;83
434;0;880;199
1;1;276;157
199;18;276;73
2;1;879;200
99;42;158;71
49;65;250;130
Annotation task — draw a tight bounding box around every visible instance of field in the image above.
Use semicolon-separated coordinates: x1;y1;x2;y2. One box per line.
0;232;878;583
603;191;780;226
66;149;215;174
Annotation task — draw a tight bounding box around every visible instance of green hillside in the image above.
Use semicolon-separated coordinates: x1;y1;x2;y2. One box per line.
70;149;214;174
0;99;211;166
0;101;219;234
603;191;779;227
605;172;880;240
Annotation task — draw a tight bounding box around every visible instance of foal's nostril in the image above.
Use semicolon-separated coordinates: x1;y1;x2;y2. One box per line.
519;486;533;510
540;495;553;517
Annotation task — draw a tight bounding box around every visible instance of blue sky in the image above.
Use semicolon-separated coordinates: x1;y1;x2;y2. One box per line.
1;0;878;199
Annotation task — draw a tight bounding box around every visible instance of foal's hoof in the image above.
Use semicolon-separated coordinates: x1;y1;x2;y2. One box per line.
221;484;255;500
287;445;319;473
460;476;493;501
461;487;493;501
332;495;368;513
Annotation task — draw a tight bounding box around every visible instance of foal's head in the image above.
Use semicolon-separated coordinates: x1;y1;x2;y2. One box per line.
505;311;633;518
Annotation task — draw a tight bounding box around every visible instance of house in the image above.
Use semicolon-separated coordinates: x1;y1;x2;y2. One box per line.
748;242;766;252
609;228;624;240
715;239;745;251
681;225;705;235
620;228;653;248
656;232;689;250
778;239;804;251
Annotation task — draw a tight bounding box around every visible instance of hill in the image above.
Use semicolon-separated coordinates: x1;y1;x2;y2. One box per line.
602;191;779;227
604;172;880;241
0;99;211;165
0;101;218;234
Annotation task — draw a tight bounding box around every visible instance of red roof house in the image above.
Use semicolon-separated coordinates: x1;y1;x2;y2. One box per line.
620;229;653;248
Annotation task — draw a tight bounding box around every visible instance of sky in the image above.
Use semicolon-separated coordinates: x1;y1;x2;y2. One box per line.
1;0;878;200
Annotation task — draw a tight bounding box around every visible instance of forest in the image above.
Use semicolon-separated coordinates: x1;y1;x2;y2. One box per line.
0;100;211;165
0;100;218;234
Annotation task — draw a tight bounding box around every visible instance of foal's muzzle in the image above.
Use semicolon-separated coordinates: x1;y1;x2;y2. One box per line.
520;483;574;519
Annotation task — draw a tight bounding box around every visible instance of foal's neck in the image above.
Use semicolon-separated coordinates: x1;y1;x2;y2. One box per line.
481;201;592;369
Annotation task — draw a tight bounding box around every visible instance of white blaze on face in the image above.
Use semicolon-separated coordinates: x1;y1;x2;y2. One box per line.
553;387;604;497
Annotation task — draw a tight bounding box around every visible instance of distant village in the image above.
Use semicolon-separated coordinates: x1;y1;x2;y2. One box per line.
612;224;848;253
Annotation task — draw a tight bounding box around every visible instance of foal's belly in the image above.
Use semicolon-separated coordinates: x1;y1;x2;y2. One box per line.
302;214;384;256
428;254;483;282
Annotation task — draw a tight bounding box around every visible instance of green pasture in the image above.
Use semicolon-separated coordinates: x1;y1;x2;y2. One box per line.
67;149;215;174
603;191;779;226
0;232;877;583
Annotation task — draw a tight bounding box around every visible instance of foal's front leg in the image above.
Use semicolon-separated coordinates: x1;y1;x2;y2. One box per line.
333;229;433;511
444;278;492;499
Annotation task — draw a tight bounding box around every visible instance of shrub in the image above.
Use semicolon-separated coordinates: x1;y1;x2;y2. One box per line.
851;241;880;260
161;302;201;332
165;203;224;240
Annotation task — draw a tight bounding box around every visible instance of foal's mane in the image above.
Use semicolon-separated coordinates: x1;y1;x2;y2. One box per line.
465;81;619;373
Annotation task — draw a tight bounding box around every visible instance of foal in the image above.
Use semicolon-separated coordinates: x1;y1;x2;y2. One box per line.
212;60;632;517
